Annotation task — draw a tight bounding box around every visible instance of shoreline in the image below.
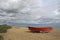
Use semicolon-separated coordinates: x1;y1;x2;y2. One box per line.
2;26;60;40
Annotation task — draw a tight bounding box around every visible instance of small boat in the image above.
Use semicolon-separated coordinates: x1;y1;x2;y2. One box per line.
28;26;53;33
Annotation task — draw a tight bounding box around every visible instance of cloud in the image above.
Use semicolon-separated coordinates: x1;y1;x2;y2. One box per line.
0;0;60;25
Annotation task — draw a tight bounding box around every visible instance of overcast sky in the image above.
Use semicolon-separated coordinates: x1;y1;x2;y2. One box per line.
0;0;60;25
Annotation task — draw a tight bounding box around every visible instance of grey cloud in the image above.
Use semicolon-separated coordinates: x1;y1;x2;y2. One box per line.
0;9;18;13
0;0;60;25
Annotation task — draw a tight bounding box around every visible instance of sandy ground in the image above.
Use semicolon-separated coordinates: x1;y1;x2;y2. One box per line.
3;27;60;40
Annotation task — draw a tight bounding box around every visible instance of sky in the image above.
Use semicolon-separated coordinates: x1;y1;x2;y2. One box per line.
0;0;60;26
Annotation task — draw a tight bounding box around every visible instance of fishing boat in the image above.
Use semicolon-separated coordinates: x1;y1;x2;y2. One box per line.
28;26;53;33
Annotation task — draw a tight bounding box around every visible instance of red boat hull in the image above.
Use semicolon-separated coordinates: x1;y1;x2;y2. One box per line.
28;26;53;31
